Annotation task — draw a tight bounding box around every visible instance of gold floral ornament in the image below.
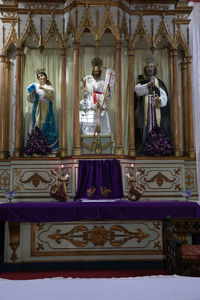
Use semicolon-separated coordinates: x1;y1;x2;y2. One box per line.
100;186;112;197
89;226;108;246
86;186;96;198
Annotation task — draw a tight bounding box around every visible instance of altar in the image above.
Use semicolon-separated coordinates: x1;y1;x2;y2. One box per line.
1;200;200;266
0;0;200;273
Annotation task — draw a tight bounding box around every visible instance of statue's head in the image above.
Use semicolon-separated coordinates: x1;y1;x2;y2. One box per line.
144;62;157;77
91;57;103;79
92;66;102;79
36;69;51;85
37;71;47;83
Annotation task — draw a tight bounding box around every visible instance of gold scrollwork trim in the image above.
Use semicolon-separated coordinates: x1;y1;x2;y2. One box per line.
45;224;150;248
20;172;51;187
144;171;176;187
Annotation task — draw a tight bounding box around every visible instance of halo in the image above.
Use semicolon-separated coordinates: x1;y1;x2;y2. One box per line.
91;57;103;69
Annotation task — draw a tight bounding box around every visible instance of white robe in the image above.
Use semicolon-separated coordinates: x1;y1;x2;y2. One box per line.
27;83;55;130
79;76;111;135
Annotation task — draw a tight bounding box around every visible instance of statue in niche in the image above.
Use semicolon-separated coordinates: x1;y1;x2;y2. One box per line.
134;60;172;156
79;57;115;136
24;69;59;156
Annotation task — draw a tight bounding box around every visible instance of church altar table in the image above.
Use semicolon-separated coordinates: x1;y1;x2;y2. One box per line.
1;200;200;265
0;200;199;223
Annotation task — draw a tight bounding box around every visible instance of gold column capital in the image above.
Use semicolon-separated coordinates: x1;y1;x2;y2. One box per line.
61;47;67;56
127;47;134;56
73;41;80;50
115;40;122;49
0;54;6;62
186;55;192;63
171;48;178;56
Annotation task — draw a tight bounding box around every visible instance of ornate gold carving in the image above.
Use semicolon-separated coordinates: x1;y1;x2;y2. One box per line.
37;223;44;231
144;171;176;187
0;170;9;189
174;168;181;175
36;243;44;252
24;3;59;10
175;184;181;190
76;8;96;41
153;221;161;230
109;225;150;247
132;15;151;47
137;168;145;175
47;224;150;248
185;170;194;186
133;4;169;11
20;15;39;45
65;12;75;41
1;0;16;5
1;12;18;23
14;185;21;191
20;172;51;187
153;241;161;249
8;222;20;262
43;15;64;48
89;226;108;246
176;0;189;7
99;8;119;40
14;169;22;177
3;22;18;53
48;225;89;247
154;17;174;48
175;24;190;54
120;13;129;41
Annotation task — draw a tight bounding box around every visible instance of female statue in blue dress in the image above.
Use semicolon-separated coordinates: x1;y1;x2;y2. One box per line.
25;70;59;154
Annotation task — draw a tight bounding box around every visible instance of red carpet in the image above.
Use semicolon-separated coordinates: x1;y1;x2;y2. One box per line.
0;269;167;280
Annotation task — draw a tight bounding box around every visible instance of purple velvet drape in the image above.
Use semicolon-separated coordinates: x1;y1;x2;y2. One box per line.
75;159;124;200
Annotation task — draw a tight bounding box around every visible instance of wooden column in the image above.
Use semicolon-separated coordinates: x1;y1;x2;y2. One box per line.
72;41;81;156
6;58;11;156
115;40;124;155
186;55;195;158
181;60;188;155
60;48;68;157
13;48;23;158
0;54;7;159
128;46;135;157
171;49;181;157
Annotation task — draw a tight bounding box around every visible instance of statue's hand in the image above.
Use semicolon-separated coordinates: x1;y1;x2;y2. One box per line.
81;78;86;88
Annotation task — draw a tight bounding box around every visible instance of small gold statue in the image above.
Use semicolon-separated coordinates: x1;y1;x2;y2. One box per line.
50;165;70;202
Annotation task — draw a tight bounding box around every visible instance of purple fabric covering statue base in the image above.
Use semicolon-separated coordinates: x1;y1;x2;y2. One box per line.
75;159;124;200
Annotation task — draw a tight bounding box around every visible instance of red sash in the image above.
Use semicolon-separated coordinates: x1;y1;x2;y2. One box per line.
93;91;102;105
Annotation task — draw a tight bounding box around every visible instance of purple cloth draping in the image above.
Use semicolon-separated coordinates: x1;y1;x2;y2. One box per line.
0;201;199;223
75;159;124;200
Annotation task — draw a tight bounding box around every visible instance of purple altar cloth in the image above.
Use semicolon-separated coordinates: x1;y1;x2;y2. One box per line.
0;200;199;223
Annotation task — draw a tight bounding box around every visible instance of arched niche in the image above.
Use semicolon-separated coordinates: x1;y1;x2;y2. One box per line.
78;28;117;153
21;34;62;154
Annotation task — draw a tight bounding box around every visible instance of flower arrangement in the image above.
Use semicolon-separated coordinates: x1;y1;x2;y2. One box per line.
24;127;51;156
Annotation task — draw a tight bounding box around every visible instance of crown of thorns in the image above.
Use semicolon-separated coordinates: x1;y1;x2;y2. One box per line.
91;57;103;68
